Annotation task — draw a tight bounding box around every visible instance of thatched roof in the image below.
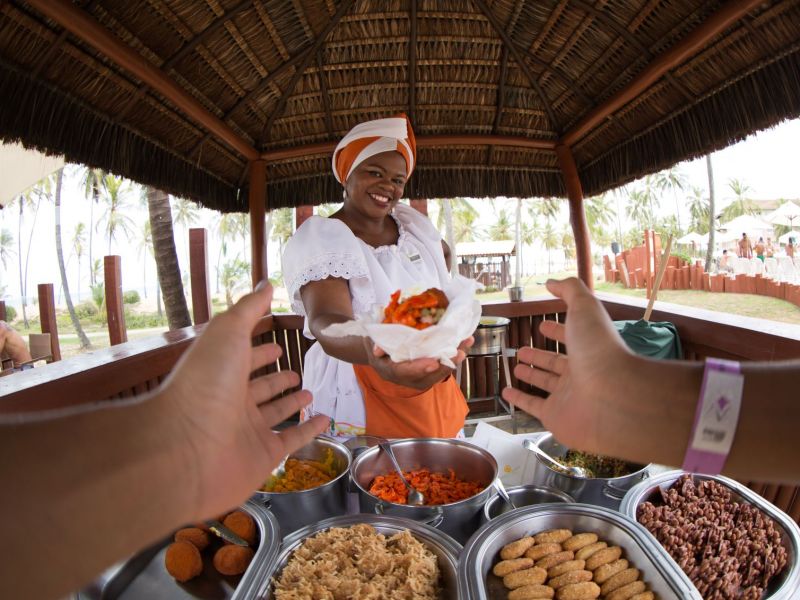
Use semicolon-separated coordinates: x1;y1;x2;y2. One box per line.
1;0;798;212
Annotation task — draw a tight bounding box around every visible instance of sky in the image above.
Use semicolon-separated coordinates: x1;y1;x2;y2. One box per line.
1;117;798;310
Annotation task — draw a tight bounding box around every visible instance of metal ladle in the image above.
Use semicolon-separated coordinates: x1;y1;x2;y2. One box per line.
493;478;517;510
379;442;425;506
522;438;591;478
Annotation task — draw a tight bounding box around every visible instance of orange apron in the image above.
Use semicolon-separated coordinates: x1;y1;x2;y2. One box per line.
352;364;468;438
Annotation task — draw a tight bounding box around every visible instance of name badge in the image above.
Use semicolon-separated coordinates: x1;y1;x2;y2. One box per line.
407;252;422;263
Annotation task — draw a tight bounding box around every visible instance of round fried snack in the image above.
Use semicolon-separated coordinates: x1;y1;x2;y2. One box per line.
592;558;629;584
548;569;593;589
630;593;654;600
606;580;646;600
575;541;607;561
534;529;573;544
503;566;548;589
585;546;622;571
508;583;555;600
525;542;562;561
535;550;574;570
175;527;210;551
600;568;641;595
222;511;257;546
501;536;537;560
562;533;598;552
213;545;254;576
555;581;600;600
493;557;534;577
548;559;585;579
165;541;203;582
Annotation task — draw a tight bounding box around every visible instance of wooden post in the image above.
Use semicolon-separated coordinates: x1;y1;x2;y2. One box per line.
555;144;593;289
189;228;212;325
644;230;653;299
295;205;313;229
249;159;267;289
37;284;61;361
410;198;428;216
0;300;5;322
104;255;128;346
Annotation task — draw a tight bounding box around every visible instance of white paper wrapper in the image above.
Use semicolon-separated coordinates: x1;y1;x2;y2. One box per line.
321;275;482;368
465;422;546;486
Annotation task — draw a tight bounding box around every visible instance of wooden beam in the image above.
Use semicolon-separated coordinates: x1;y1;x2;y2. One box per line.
249;160;267;288
408;0;417;123
315;50;335;138
104;255;128;346
562;0;763;146
189;228;212;325
37;284;61;361
27;0;260;161
555;144;593;289
0;300;5;322
261;134;556;161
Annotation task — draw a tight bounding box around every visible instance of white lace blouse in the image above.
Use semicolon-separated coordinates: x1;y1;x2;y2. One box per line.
282;203;451;437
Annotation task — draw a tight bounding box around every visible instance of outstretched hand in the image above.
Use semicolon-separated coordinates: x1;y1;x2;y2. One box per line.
501;278;634;451
160;282;328;519
368;336;474;390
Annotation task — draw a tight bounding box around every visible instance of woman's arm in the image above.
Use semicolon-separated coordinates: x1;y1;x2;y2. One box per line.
442;240;452;272
502;277;800;484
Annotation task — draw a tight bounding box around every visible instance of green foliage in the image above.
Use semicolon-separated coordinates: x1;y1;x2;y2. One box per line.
123;310;168;329
122;290;140;304
271;306;289;313
74;301;98;319
4;305;16;322
269;272;284;287
477;285;498;294
90;283;105;310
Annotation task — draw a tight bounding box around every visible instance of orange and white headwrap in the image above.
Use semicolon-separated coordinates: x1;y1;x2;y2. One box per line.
332;114;417;185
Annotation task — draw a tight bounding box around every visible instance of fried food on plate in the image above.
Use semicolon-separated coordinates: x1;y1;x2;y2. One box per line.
165;541;203;582
382;288;449;329
213;544;254;576
222;511;257;546
174;527;210;551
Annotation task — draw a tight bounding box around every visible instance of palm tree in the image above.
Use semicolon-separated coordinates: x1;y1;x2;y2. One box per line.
12;183;46;327
270;208;294;258
0;228;14;274
70;223;87;300
643;176;660;229
585;194;614;248
145;186;191;329
214;212;238;293
220;258;250;308
654;167;687;232
98;174;134;253
705;155;717;272
80;167;105;284
53;169;92;349
171;197;200;263
137;220;153;299
488;208;513;240
541;221;559;273
441;199;457;275
687;187;710;235
721;178;757;222
626;188;652;231
233;213;250;260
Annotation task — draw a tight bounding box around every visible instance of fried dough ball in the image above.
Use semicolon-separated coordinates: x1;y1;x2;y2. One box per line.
174;527;210;551
223;511;257;546
165;541;203;582
213;545;254;576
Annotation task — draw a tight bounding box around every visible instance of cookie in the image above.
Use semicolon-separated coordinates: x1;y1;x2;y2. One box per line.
600;567;640;595
493;557;534;577
548;569;593;589
525;542;562;561
592;558;629;584
502;536;537;560
585;546;622;571
503;566;548;589
575;541;607;561
508;584;556;600
555;581;601;599
534;529;573;544
562;533;598;552
548;559;585;578
606;581;646;600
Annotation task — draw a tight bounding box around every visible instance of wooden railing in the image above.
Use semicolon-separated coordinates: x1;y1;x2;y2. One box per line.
2;296;800;523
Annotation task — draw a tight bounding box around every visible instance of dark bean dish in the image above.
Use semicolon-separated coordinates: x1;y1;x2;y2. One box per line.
555;450;641;479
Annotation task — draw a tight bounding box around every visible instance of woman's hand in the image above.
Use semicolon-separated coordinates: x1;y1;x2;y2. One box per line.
368;336;474;390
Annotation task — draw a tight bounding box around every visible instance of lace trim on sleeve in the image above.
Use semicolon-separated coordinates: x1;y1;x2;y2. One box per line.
285;253;369;314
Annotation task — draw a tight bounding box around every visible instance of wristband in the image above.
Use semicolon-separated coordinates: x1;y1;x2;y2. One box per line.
682;358;744;475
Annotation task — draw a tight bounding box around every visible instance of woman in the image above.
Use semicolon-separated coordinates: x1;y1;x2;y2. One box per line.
282;114;471;439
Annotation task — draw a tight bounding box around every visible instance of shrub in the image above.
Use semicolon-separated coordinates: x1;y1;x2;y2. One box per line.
123;311;168;329
123;290;141;304
74;301;99;319
271;306;289;313
4;305;16;322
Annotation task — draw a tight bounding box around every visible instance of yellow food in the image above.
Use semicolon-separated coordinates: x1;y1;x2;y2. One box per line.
262;448;337;492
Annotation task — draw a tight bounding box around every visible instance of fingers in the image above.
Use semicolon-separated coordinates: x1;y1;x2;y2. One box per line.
226;282;273;327
250;343;282;372
250;370;301;404
518;347;566;375
540;319;566;344
545;277;589;304
514;362;561;393
256;389;312;426
502;386;545;419
273;416;329;456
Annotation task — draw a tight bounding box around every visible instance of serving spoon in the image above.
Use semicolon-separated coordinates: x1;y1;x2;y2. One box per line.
493;478;517;509
379;442;425;506
522;438;591;478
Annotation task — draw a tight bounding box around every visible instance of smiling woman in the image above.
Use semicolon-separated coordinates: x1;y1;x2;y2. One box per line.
281;115;471;439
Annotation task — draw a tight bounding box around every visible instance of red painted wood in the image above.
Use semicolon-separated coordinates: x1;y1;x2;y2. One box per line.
37;283;61;361
189;228;212;325
104;256;127;346
249;160;267;288
295;205;313;229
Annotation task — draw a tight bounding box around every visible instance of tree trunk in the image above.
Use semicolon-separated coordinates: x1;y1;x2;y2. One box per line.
704;155;716;272
142;254;147;298
55;170;92;349
146;187;191;329
442;199;457;276
514;198;522;286
88;199;94;285
18;199;28;327
156;277;163;317
23;197;40;328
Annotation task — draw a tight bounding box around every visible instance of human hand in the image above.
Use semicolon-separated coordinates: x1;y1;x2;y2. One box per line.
501;278;634;451
158;283;328;520
0;321;32;365
367;336;474;390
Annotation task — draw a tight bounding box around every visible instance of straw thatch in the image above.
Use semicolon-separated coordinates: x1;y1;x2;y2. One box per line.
0;0;798;212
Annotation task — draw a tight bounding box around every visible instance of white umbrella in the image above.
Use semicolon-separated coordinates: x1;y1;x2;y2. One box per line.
778;230;800;244
0;142;64;207
677;231;705;245
765;201;800;228
718;214;775;239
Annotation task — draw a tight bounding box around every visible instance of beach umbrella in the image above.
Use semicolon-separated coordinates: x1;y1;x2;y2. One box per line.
778;230;800;244
765;201;800;228
677;231;705;245
0;142;63;207
718;214;775;239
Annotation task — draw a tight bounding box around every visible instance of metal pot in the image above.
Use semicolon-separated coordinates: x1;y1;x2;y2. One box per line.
350;438;497;544
530;432;649;509
482;484;574;523
469;316;510;355
508;286;524;302
253;436;351;538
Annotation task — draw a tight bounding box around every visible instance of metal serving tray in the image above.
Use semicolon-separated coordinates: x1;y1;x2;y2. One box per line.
78;500;280;600
259;513;462;599
621;470;800;600
459;503;700;599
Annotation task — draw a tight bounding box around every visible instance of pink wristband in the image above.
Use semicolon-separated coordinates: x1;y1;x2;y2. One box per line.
682;358;744;475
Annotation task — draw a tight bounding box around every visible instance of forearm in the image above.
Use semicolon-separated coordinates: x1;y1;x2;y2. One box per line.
309;313;370;364
0;393;195;599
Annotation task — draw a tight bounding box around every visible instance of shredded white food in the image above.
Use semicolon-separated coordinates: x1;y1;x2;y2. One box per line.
273;524;442;599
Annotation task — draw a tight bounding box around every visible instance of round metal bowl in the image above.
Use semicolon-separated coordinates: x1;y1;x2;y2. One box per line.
350;438;497;544
469;316;510;355
253;436;351;538
530;432;649;509
482;484;575;522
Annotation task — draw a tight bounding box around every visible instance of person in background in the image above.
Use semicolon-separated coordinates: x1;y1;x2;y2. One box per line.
787;237;795;258
0;320;32;368
502;277;798;484
738;232;753;258
719;249;733;273
766;237;775;258
754;236;766;261
281;114;472;440
0;283;328;600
